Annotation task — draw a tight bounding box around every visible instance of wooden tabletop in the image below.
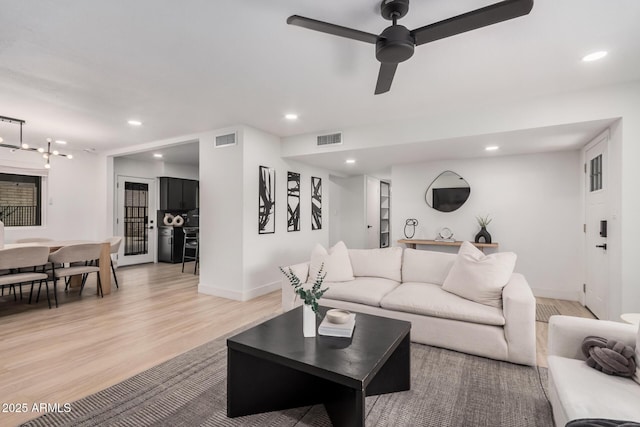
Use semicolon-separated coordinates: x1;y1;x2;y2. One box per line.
5;240;97;250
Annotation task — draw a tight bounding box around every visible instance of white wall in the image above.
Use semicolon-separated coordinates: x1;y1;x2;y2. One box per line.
392;151;582;300
114;157;162;178
161;162;198;180
0;149;104;243
197;128;244;298
241;126;330;299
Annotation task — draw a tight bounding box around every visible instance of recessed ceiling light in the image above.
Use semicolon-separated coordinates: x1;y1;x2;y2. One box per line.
345;159;356;164
485;146;499;151
55;140;67;145
582;51;607;62
284;113;298;120
153;153;163;158
128;120;142;126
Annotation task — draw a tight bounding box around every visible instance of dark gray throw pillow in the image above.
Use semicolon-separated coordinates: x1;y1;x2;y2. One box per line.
581;336;636;377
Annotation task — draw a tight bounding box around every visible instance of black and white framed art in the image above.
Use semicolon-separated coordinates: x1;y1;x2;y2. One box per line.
311;176;322;230
258;166;276;234
287;172;300;232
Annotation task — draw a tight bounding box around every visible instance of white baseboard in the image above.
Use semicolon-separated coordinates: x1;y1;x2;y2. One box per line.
532;287;582;302
198;281;280;302
243;281;280;301
198;283;244;301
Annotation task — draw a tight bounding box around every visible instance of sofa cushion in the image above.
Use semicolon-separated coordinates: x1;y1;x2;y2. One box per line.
309;241;354;282
549;355;640;423
380;282;506;326
401;248;456;285
322;277;400;307
442;241;517;308
348;247;402;281
635;324;640;385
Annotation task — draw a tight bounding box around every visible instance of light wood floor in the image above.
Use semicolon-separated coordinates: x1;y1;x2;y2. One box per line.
0;263;592;426
0;262;282;426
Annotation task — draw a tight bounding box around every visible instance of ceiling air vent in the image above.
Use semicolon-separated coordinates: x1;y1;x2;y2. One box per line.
317;132;342;147
215;132;237;148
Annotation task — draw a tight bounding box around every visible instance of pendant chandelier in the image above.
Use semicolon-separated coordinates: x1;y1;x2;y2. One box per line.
0;115;73;169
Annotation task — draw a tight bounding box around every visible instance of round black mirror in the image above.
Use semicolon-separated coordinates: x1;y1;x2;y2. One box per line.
425;171;470;212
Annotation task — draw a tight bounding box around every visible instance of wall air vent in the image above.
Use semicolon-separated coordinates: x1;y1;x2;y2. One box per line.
317;132;342;146
215;132;237;148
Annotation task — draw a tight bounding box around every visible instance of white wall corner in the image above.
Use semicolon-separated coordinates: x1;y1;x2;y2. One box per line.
197;283;244;301
242;281;281;301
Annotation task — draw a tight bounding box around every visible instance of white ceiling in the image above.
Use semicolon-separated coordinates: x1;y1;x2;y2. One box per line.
289;118;616;177
0;1;638;167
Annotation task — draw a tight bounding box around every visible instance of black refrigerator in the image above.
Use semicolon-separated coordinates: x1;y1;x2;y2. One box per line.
158;226;184;263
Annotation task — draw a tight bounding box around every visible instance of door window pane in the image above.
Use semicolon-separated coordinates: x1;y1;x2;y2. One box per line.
124;182;149;256
590;155;602;192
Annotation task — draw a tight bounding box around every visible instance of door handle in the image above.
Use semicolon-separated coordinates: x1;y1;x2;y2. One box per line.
367;225;372;229
596;244;607;250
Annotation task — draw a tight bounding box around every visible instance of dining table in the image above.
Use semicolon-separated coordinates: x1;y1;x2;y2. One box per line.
4;240;112;295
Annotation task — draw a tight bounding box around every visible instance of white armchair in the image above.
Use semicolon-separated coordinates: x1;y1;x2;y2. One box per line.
547;315;640;426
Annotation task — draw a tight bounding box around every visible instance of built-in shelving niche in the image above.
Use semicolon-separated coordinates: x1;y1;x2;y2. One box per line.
380;181;390;248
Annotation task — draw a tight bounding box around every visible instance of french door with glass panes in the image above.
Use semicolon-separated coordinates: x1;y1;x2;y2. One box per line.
116;176;156;266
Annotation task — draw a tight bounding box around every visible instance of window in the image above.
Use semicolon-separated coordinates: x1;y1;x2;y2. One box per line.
0;173;42;226
589;154;603;192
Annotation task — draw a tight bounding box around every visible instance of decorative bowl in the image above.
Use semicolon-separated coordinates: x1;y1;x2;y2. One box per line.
326;309;351;324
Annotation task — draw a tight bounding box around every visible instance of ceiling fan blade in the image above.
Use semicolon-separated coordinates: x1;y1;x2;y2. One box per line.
374;62;398;95
411;0;534;46
287;15;378;44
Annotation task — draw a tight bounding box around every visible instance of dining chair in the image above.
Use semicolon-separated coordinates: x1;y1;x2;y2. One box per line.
105;236;123;288
0;246;51;307
47;243;104;307
181;227;199;274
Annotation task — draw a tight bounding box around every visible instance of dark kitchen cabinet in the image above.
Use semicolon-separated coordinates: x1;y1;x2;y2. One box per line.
159;177;199;211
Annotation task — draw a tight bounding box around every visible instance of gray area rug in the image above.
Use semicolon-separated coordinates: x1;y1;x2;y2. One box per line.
23;337;553;427
537;303;561;323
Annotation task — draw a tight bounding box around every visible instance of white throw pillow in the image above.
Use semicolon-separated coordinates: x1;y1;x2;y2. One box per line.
634;323;640;385
442;241;517;308
348;247;403;282
401;248;457;285
308;241;354;282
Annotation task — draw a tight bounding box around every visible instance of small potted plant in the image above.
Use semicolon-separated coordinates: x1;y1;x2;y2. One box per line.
280;264;328;337
475;215;492;244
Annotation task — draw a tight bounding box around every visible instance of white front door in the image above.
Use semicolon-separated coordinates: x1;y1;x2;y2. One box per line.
366;176;380;249
584;135;609;319
116;176;156;266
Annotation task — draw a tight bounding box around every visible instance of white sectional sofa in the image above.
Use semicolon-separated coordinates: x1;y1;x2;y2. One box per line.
548;315;640;426
281;244;537;366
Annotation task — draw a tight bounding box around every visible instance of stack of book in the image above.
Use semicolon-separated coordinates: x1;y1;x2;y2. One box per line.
318;312;356;338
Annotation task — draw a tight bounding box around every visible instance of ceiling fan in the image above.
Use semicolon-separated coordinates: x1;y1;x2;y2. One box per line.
287;0;534;95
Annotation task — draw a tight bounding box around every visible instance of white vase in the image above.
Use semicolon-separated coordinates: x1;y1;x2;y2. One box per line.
303;304;316;338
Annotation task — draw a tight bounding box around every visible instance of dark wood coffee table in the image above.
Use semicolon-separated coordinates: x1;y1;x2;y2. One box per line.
227;306;411;426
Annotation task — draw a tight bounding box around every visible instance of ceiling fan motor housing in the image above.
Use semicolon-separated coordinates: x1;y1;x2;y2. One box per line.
381;0;410;21
376;25;415;63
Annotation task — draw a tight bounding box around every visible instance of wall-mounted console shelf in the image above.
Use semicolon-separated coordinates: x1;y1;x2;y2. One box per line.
398;239;499;252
